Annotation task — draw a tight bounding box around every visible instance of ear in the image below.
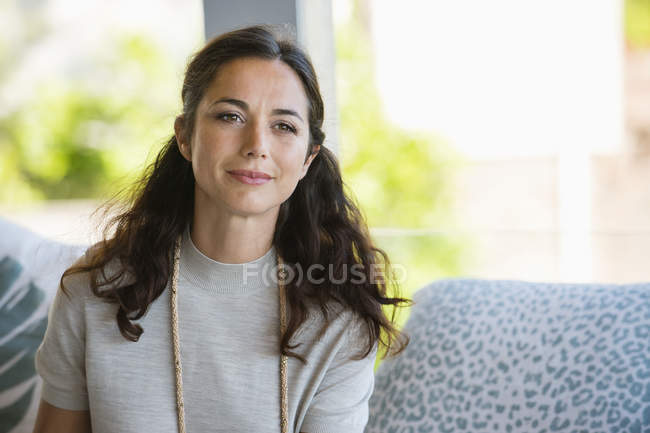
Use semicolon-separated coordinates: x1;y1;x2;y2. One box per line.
299;145;321;180
174;116;191;162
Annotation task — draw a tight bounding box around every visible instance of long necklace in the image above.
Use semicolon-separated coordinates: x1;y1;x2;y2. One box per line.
169;235;289;433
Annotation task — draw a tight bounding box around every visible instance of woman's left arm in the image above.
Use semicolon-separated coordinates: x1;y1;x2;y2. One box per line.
299;317;378;433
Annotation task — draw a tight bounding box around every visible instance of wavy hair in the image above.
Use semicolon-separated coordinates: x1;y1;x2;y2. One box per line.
61;24;412;363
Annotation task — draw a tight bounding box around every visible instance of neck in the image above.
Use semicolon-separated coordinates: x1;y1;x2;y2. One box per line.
189;197;278;264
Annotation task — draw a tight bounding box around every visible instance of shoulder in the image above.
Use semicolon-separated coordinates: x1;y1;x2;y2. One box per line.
303;301;375;359
57;246;93;306
59;242;132;304
303;299;353;330
341;309;377;361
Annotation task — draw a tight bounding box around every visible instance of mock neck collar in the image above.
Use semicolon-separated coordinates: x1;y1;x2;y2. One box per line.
178;224;277;294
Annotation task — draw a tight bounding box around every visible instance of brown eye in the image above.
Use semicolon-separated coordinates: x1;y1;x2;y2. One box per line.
275;122;297;134
217;113;244;123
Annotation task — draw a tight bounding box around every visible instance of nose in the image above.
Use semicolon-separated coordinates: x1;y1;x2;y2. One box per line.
241;120;268;159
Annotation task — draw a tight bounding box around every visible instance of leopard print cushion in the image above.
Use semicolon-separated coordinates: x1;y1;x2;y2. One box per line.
366;279;650;433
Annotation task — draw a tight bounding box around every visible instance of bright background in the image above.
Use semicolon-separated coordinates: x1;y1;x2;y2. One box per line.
1;0;649;303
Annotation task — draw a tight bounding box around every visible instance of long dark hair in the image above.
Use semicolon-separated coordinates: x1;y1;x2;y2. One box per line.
61;25;411;363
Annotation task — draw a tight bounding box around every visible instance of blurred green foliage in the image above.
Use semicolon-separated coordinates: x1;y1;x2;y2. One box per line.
335;3;469;289
0;28;180;202
626;0;650;48
334;2;473;369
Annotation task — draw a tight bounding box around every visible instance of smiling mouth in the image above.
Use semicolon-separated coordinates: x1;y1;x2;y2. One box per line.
227;171;272;185
227;169;272;179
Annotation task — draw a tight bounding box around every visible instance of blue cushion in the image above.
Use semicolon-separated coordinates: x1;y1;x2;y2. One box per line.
0;257;49;432
0;217;85;433
366;278;650;433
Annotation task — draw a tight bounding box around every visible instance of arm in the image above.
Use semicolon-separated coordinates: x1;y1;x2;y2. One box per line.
32;399;91;433
301;314;378;433
33;255;92;431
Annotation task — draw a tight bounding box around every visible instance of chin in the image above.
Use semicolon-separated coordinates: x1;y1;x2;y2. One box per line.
225;200;278;217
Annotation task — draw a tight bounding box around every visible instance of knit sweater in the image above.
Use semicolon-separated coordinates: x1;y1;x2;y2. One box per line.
35;225;377;433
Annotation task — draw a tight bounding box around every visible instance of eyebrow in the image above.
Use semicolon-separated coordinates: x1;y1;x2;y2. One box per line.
210;97;304;123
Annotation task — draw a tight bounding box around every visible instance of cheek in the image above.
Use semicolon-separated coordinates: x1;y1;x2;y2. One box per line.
191;128;226;172
277;159;309;194
278;145;308;175
190;144;220;189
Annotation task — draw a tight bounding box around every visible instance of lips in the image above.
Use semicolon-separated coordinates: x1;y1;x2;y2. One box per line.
227;169;272;179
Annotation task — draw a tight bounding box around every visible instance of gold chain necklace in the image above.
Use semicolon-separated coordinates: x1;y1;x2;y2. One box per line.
169;235;289;433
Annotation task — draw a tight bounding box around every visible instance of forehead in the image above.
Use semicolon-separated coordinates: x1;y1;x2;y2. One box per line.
201;57;309;116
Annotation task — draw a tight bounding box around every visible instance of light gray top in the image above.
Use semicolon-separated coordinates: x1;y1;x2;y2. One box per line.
35;225;377;433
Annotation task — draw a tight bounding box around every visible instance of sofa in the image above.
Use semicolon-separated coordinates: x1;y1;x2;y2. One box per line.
1;216;649;432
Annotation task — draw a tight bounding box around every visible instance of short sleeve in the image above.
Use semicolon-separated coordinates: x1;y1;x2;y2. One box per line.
301;318;378;433
34;277;89;411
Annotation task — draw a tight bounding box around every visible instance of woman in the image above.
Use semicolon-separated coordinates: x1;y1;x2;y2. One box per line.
33;25;410;433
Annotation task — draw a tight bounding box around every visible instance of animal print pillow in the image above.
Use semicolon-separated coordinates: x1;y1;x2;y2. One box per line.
366;278;650;433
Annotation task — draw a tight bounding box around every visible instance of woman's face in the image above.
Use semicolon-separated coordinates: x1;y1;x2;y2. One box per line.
176;57;319;218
